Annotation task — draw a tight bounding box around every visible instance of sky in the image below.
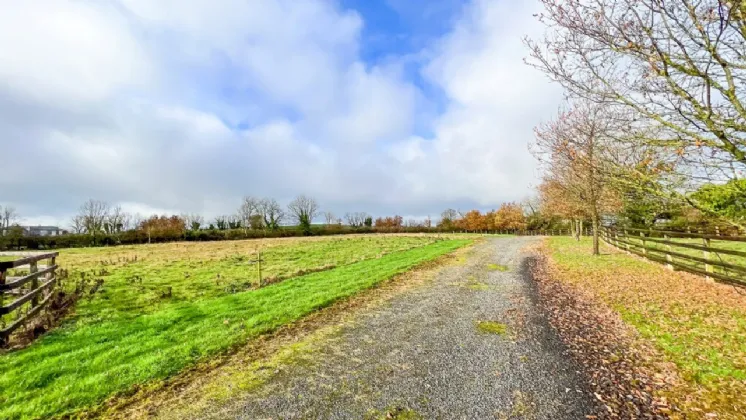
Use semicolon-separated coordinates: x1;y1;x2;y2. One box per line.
0;0;563;227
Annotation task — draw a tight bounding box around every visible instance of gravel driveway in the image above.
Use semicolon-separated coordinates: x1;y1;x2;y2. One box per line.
215;237;597;419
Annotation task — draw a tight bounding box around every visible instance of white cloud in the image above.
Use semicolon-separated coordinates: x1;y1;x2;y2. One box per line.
0;2;151;105
0;0;562;226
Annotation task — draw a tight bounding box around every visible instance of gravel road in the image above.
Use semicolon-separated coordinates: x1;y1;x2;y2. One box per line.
216;237;597;419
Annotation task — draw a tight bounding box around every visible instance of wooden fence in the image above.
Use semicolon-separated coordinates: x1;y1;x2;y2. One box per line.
600;226;746;287
0;252;59;346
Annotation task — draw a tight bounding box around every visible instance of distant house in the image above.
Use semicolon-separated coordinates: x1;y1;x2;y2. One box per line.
1;226;68;237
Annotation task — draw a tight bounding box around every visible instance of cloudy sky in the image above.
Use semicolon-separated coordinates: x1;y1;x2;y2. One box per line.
0;0;563;226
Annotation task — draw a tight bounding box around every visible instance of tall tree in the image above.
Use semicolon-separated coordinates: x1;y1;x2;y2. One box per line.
526;0;746;225
259;198;284;230
287;195;319;234
534;102;622;254
0;205;19;234
237;196;260;233
78;199;110;241
324;211;337;226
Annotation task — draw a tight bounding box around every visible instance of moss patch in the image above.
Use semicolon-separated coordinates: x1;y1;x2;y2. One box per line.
466;282;490;291
475;321;508;335
486;263;509;272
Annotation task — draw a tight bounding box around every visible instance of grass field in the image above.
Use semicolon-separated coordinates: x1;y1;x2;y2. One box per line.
547;237;746;418
0;235;471;419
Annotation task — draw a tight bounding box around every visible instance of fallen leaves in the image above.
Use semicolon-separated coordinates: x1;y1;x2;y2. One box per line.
537;238;746;419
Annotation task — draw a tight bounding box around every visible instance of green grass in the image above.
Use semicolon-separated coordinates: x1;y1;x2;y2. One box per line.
2;236;441;329
547;237;746;416
486;263;509;272
0;238;470;419
475;321;508;335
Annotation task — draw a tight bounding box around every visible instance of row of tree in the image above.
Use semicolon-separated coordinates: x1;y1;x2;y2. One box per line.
526;0;746;254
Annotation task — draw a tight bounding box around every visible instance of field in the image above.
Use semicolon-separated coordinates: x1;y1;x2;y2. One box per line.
546;237;746;418
0;235;472;419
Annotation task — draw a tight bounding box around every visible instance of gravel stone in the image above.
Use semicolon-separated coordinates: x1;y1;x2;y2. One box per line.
214;238;598;419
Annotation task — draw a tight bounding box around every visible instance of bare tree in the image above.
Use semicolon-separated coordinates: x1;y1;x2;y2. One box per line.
183;213;204;231
259;198;284;230
324;211;337;226
0;205;20;234
287;195;319;230
78;199;110;239
70;215;86;234
237;196;260;233
526;0;746;222
344;212;369;227
106;205;130;235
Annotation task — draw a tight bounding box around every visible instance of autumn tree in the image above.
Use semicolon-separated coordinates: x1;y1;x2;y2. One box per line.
526;0;746;226
494;203;527;231
139;215;186;243
539;180;588;239
374;215;404;229
460;210;488;231
533;103;622;254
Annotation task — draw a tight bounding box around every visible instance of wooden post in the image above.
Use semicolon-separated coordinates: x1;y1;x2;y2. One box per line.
640;232;647;256
0;268;5;347
258;250;262;286
29;261;39;307
664;233;673;270
703;238;713;282
715;226;720;237
624;229;631;254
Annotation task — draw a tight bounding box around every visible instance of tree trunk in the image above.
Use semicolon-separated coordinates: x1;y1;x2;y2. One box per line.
573;219;580;241
592;213;600;256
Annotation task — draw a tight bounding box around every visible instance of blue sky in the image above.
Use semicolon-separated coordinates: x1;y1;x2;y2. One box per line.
0;0;563;226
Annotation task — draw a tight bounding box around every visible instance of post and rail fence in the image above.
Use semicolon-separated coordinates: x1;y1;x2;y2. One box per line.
600;226;746;288
0;251;59;346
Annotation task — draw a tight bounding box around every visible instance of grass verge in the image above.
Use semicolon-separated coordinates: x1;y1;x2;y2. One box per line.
546;237;746;418
0;239;470;419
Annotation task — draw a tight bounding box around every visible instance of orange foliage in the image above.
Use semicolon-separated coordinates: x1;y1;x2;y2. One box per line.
139;215;186;240
374;215;403;228
494;202;527;230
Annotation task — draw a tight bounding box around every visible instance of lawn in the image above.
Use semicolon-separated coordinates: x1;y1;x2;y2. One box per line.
547;237;746;418
0;235;471;419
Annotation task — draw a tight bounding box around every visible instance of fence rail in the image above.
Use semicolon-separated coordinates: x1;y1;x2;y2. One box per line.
600;227;746;287
0;252;59;346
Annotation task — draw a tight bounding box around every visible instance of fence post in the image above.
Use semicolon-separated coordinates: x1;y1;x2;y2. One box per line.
623;229;631;254
664;233;674;271
0;267;5;347
30;261;39;307
703;238;714;282
715;226;721;237
640;232;647;256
